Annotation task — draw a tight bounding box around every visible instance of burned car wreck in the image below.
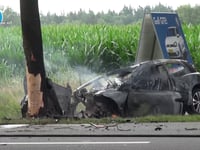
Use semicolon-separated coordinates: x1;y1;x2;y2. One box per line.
73;59;200;118
21;59;200;118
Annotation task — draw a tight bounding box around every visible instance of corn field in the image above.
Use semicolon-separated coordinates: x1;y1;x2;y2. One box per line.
0;23;200;84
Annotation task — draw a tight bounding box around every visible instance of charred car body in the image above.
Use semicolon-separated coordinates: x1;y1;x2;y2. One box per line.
21;59;200;118
73;59;200;117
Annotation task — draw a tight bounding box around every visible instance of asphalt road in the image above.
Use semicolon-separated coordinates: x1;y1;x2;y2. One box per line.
1;122;200;150
0;136;200;150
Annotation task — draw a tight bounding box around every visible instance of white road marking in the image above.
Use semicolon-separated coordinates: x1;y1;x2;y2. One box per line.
0;141;150;145
0;124;28;129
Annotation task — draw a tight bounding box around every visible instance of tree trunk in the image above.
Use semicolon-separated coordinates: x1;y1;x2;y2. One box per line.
20;0;46;117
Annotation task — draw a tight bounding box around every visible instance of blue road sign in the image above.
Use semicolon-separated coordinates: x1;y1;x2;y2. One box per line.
136;12;193;65
0;11;3;23
151;12;193;64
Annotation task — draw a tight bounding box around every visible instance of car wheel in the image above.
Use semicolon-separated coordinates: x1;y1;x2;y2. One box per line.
190;88;200;114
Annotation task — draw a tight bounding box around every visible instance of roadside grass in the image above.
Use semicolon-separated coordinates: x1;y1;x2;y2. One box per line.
1;115;200;125
134;115;200;123
0;77;23;120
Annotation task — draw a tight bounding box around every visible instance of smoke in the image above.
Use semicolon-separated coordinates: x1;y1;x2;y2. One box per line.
43;50;100;89
74;65;99;86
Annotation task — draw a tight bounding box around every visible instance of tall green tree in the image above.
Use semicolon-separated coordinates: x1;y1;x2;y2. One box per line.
177;5;193;24
119;6;134;24
177;5;200;25
152;3;173;12
1;7;20;25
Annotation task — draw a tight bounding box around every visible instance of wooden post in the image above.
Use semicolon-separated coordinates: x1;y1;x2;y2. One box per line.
20;0;46;117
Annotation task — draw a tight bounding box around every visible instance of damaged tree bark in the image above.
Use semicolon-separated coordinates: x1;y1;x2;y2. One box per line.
20;0;46;117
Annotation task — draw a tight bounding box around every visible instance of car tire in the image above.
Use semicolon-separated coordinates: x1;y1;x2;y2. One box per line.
188;88;200;114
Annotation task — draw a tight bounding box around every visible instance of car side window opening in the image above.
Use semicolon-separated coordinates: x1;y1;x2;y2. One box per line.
165;62;190;77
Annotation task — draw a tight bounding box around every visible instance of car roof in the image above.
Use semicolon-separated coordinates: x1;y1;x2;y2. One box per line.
138;59;196;71
140;59;189;65
108;59;191;74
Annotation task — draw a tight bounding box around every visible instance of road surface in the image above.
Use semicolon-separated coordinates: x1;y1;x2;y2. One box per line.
0;136;200;150
0;122;200;149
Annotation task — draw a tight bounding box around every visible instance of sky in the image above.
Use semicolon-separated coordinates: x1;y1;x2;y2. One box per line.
0;0;199;15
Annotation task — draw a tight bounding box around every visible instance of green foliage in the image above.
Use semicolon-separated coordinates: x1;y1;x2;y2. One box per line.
40;4;173;25
0;27;24;119
2;115;200;124
134;115;200;122
0;78;23;119
0;93;21;119
0;7;20;25
0;3;179;25
1;24;200;79
2;4;200;25
183;24;200;70
0;27;24;79
177;5;200;25
42;24;140;73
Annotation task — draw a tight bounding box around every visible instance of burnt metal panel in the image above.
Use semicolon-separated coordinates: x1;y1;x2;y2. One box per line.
127;90;183;117
52;82;72;116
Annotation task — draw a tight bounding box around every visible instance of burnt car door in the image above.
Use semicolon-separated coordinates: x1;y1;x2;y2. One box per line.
126;63;183;117
164;62;192;109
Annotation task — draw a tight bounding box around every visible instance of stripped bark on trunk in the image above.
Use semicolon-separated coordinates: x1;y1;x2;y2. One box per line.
20;0;46;117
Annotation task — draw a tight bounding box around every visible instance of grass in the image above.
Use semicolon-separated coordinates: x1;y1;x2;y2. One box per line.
41;24;139;73
0;77;23;119
1;115;200;125
134;115;200;123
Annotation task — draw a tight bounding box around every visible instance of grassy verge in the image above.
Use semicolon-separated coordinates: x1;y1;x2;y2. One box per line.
0;77;23;119
1;115;200;125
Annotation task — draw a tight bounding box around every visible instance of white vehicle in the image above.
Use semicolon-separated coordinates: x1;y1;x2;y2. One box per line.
165;26;187;59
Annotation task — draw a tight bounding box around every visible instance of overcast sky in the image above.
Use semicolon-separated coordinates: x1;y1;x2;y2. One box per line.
0;0;199;15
